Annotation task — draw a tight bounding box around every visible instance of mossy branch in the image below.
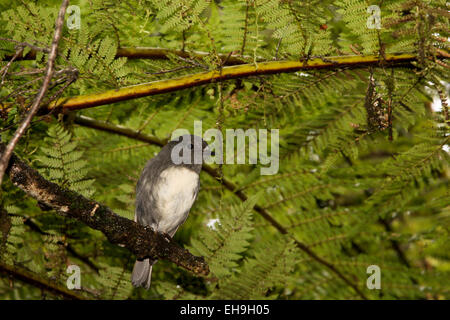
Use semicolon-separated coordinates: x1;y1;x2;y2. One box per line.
1;53;446;115
43;53;422;112
0;143;210;278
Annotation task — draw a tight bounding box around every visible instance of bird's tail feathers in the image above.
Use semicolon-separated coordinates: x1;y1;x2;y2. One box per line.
131;259;155;289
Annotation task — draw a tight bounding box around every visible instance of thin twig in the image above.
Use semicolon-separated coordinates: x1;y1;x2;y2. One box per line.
0;37;50;55
274;37;283;60
0;46;24;87
146;65;195;75
241;0;250;56
0;0;70;187
43;68;79;105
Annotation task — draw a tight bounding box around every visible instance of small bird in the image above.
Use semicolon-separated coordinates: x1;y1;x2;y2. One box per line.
131;134;209;289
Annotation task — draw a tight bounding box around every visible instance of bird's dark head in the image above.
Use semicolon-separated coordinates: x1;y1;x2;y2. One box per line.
164;134;211;173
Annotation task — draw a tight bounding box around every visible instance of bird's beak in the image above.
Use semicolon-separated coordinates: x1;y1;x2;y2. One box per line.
203;146;214;162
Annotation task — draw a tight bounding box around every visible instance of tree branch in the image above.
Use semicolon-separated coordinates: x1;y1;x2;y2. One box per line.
4;46;249;65
0;261;87;300
1;53;446;116
0;143;210;277
116;47;248;65
42;53;424;113
0;0;69;186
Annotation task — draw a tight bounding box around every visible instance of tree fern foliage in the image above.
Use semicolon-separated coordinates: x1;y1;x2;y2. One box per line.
36;124;95;198
0;0;449;300
188;196;256;278
157;197;297;299
211;238;297;299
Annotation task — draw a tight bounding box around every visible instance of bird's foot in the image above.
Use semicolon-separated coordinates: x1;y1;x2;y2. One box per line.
162;232;172;242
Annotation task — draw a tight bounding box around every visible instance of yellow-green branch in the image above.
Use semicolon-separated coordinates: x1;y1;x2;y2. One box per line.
43;53;422;113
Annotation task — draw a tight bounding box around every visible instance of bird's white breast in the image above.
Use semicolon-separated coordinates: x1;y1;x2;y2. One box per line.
154;166;199;234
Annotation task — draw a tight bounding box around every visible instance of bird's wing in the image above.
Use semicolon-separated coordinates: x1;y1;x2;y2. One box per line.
135;158;161;227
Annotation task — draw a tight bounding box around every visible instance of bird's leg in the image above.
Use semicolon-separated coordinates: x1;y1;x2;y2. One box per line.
161;232;172;242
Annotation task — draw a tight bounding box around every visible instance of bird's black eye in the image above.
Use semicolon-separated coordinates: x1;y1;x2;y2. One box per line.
189;143;195;150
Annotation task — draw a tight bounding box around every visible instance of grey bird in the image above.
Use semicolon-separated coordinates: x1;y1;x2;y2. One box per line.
131;134;210;289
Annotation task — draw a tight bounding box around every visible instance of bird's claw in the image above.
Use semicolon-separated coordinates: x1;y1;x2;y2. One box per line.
162;232;172;242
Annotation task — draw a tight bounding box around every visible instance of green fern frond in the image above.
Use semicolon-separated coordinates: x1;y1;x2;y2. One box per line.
188;195;257;277
212;237;298;299
36;123;95;198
